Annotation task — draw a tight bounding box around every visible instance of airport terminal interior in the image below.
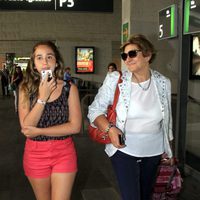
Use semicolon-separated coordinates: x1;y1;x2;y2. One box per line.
0;0;200;199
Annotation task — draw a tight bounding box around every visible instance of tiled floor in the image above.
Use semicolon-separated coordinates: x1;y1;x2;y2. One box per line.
0;95;200;200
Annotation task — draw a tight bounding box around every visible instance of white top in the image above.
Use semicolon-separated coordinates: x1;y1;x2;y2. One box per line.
88;70;173;158
119;79;164;157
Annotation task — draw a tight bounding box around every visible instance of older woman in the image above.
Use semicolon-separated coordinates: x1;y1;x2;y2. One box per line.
88;34;174;200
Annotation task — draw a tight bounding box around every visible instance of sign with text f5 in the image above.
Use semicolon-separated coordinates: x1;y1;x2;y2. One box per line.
0;0;113;12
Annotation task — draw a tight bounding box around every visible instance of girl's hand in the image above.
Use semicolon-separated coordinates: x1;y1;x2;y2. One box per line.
39;76;57;101
21;126;40;138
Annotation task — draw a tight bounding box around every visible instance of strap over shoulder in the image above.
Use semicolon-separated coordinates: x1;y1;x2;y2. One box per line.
112;71;122;109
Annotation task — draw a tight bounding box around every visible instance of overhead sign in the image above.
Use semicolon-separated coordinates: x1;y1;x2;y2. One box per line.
0;0;113;12
184;0;200;34
158;4;177;40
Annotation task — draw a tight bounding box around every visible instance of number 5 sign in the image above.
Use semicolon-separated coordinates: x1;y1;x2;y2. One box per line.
158;4;177;40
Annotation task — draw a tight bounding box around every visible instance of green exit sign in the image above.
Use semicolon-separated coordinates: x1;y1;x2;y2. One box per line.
184;0;200;34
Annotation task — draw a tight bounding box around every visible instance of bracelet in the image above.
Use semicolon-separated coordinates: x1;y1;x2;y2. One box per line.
37;99;46;105
105;123;115;133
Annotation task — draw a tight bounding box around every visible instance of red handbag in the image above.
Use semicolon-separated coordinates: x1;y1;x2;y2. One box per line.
88;72;122;144
152;160;182;200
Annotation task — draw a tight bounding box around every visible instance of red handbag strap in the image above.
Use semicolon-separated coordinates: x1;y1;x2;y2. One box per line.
112;71;122;109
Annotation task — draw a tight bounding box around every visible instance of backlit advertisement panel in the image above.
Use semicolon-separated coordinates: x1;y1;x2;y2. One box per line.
75;47;94;74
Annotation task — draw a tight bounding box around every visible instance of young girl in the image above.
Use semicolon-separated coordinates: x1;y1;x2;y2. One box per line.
18;41;82;200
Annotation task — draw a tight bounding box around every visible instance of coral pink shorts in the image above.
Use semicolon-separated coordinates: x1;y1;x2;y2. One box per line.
23;138;77;178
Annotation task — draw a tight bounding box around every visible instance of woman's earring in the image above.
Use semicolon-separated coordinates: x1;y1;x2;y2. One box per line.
56;63;58;67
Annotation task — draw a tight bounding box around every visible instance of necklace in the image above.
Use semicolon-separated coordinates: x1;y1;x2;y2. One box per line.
133;72;151;91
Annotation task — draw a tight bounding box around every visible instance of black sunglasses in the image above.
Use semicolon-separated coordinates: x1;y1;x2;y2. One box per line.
121;50;141;61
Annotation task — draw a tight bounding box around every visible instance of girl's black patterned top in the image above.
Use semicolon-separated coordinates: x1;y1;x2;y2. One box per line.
30;85;70;141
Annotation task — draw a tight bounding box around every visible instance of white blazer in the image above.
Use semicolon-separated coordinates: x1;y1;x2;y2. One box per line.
88;69;173;158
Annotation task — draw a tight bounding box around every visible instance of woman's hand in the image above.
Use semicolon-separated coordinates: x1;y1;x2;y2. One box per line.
38;76;57;101
108;126;126;149
21;126;41;138
161;153;175;165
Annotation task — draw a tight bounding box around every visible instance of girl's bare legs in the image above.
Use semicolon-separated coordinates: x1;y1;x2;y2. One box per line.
51;172;77;200
28;177;51;200
27;172;76;200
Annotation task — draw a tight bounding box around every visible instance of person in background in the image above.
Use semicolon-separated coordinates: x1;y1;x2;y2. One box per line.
11;65;23;112
88;34;174;200
64;67;72;82
0;63;9;96
107;62;117;73
18;41;82;200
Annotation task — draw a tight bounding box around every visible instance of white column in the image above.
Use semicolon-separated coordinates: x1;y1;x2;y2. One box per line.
121;0;131;70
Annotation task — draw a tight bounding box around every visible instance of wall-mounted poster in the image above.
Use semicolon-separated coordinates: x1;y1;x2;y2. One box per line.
75;47;95;73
